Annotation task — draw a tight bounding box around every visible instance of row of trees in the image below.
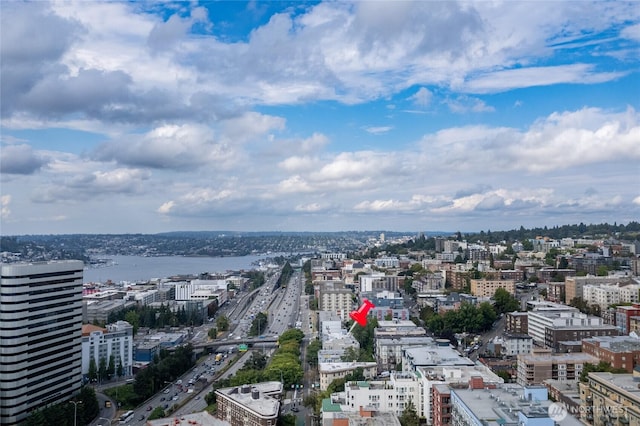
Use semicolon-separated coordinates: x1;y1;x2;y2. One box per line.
132;345;195;402
87;353;125;382
104;345;195;408
275;261;294;289
106;303;215;333
420;288;519;338
205;328;306;408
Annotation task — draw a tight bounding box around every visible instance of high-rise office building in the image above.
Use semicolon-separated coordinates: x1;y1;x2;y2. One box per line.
0;260;84;425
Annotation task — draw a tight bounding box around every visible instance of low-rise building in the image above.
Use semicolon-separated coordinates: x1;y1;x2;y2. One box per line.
146;411;230;426
84;299;131;324
494;333;533;357
544;323;619;352
450;384;582;426
470;279;516;297
583;283;640;310
215;382;282;426
374;320;427;340
402;344;475;373
581;371;640;426
340;372;421;417
543;379;583;421
527;309;605;348
616;304;640;335
506;311;529;334
581;335;640;373
375;336;435;372
82;321;133;377
318;281;354;321
318;362;377;391
516;350;598;386
321;398;401;426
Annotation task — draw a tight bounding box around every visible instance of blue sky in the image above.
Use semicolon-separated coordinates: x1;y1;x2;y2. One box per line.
1;1;639;235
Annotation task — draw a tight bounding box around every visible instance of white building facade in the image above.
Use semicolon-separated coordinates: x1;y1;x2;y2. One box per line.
0;261;84;425
82;321;134;377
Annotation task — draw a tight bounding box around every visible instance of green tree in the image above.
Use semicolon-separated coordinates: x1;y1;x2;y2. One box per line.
478;301;498;330
306;339;321;366
495;370;511;383
107;354;116;379
399;400;420;426
580;361;627;382
216;315;230;331
351;316;378;358
79;386;100;423
597;265;609;276
279;414;297;426
243;352;268;371
249;312;268;336
88;358;98;382
124;310;140;334
340;347;360;362
148;407;165;420
208;327;218;339
117;356;124;377
493;288;520;314
98;357;108;382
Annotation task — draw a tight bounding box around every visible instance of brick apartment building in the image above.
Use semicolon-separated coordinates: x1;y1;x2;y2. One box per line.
544;324;619;351
581;336;640;373
506;311;528;334
616;304;640;335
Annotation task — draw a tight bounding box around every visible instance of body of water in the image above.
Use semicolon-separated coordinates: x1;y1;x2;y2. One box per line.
83;254;273;283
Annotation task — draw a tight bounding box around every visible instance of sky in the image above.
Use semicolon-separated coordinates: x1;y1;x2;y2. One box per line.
1;1;639;235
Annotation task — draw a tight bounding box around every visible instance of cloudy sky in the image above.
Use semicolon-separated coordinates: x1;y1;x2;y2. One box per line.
1;1;639;235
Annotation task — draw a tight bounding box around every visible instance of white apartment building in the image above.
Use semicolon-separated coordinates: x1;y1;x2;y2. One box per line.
342;372;421;416
582;283;640;310
321;252;347;260
495;333;533;356
375;337;435;371
82;321;134;377
0;261;84;425
527;310;604;347
374;257;400;268
417;365;503;422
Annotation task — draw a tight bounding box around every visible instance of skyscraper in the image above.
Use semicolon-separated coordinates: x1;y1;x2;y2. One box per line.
0;260;84;425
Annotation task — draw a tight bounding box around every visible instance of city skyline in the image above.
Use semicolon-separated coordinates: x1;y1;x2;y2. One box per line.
1;1;639;235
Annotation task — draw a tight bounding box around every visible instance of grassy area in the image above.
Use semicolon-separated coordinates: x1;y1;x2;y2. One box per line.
103;384;141;410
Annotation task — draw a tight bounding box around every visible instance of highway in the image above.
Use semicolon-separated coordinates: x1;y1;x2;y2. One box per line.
109;266;317;424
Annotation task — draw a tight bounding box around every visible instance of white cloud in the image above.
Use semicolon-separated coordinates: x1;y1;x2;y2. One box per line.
464;64;626;94
295;203;325;213
444;95;494;113
363;126;393;135
408;87;433;107
1;195;11;220
419;107;640;173
620;23;640;41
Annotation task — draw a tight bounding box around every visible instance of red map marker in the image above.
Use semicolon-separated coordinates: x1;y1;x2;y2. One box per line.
349;299;375;327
